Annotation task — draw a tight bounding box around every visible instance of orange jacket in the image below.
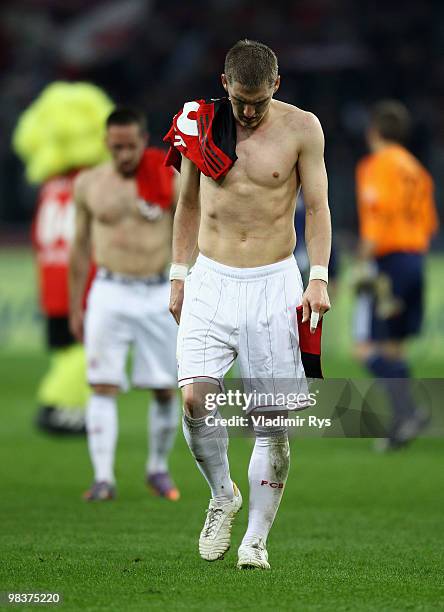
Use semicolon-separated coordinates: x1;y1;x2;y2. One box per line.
356;144;438;257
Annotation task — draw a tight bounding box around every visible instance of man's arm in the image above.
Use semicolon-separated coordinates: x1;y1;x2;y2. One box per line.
169;155;200;324
172;155;200;264
171;169;181;208
353;160;382;294
355;161;379;262
297;113;331;332
69;173;92;341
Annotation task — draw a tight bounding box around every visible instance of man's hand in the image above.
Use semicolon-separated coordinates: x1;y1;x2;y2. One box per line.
169;280;185;325
350;259;377;294
302;279;330;333
69;308;84;342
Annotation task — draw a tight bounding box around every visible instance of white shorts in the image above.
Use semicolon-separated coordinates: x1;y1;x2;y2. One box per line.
177;254;308;409
85;270;177;390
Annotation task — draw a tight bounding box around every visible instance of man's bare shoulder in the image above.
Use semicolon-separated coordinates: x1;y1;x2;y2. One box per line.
74;162;112;199
286;104;324;153
274;100;323;141
75;162;111;188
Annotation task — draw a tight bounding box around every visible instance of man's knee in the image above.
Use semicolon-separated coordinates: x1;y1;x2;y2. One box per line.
90;383;119;396
253;420;290;481
181;383;217;419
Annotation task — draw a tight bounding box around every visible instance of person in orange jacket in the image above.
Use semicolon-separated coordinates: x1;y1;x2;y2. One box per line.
353;100;439;450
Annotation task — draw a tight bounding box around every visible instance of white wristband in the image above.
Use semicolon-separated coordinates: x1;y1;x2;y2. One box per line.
169;263;189;281
309;265;328;284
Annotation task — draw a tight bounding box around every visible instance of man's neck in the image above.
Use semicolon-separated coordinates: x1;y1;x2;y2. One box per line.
370;138;399;154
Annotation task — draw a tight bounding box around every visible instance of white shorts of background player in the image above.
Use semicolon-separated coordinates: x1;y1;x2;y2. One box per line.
85;272;177;390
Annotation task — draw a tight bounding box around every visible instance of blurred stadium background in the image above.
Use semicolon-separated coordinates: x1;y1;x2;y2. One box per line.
1;1;443;610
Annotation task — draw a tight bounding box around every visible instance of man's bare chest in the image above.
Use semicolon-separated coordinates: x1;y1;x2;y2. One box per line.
231;128;298;188
88;176;169;225
87;179;138;225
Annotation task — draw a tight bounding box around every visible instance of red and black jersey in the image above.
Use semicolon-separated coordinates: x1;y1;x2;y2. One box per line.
296;306;323;379
164;98;237;180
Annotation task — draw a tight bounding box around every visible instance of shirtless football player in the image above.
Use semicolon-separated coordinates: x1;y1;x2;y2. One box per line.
167;40;331;568
70;108;180;501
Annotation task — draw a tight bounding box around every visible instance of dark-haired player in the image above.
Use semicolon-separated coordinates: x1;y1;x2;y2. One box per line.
167;40;331;568
354;100;438;450
69;108;181;500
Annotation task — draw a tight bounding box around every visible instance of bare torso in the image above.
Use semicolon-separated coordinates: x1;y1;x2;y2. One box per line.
82;163;172;276
199;100;304;266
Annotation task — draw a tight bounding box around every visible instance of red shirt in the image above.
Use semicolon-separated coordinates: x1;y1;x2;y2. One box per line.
32;172;94;316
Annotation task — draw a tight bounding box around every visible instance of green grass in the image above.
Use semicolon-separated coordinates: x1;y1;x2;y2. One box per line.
1;353;444;611
1;248;444;610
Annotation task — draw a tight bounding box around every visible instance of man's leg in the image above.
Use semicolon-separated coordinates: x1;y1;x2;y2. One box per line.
182;381;241;561
235;259;305;569
83;279;130;499
84;383;118;500
182;382;234;503
146;388;180;500
356;340;424;447
355;255;428;448
238;416;290;569
175;257;242;559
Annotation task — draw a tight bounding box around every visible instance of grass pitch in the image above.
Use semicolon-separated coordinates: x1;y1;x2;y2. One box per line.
1;353;443;612
1;250;444;610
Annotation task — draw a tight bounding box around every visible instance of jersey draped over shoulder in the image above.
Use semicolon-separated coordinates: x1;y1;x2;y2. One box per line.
163;98;237;180
356;144;438;257
136;147;175;210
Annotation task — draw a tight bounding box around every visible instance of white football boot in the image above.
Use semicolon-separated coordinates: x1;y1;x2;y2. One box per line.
237;537;271;570
199;483;242;561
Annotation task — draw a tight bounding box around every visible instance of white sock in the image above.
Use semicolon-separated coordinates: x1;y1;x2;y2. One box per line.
241;432;290;546
86;394;118;484
147;395;179;474
183;409;234;505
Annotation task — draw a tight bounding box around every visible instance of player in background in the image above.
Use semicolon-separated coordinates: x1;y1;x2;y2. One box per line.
353;100;439;450
70;108;180;501
166;40;330;569
12;82;113;435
